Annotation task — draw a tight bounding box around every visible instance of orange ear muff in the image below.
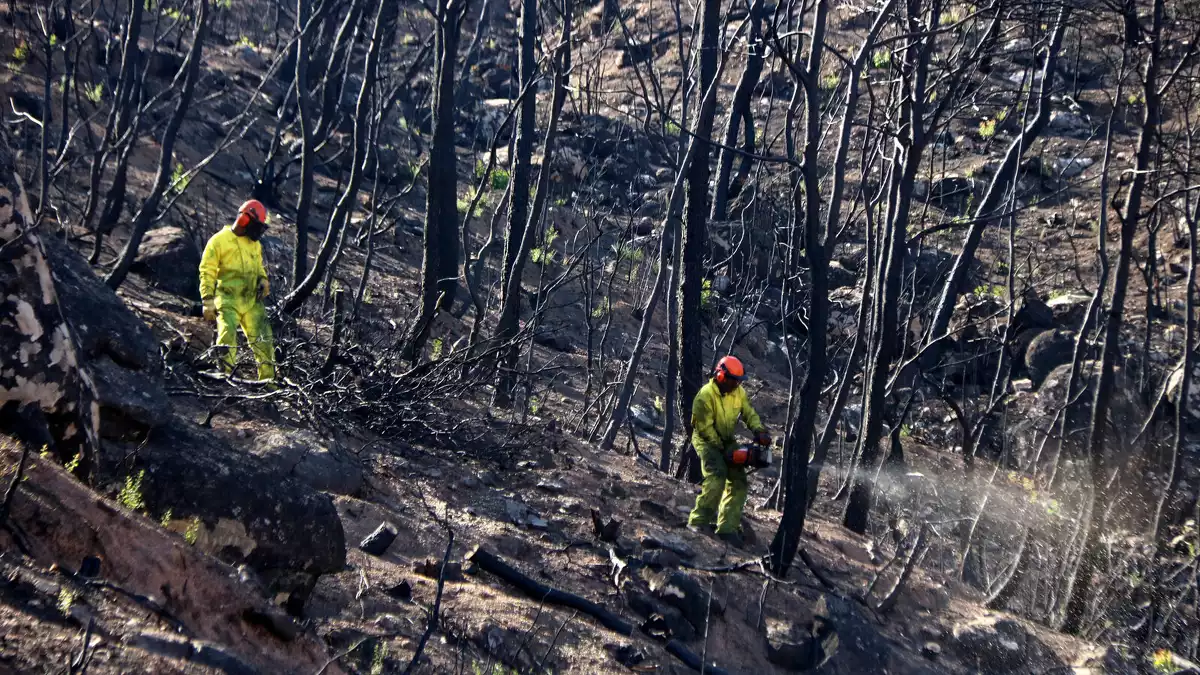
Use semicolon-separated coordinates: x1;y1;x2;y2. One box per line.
236;213;250;228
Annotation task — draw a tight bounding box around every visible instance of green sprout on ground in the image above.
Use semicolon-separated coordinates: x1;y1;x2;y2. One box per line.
431;337;444;361
664;120;681;137
820;72;841;91
872;49;892;69
11;40;31;64
700;278;714;311
65;452;82;474
160;509;173;528
118;470;146;512
84;82;104;104
591;297;612;319
978;118;997;140
57;587;78;616
184;517;202;545
370;642;388;675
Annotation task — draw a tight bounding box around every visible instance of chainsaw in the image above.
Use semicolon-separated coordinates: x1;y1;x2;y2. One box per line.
725;439;774;469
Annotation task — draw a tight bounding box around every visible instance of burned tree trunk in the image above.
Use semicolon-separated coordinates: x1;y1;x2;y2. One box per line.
710;0;765;222
292;0;316;288
677;0;721;480
404;0;469;361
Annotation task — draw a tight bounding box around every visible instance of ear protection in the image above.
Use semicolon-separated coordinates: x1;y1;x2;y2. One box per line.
714;362;739;385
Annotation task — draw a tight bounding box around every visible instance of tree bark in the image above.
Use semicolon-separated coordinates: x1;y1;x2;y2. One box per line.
491;0;541;404
292;0;316;288
404;0;469;360
710;0;764;222
676;0;721;481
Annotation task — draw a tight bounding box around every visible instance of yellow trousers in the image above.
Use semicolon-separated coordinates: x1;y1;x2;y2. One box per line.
215;296;275;380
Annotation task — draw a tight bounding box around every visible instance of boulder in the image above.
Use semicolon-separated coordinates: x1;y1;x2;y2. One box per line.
926;176;983;214
133;226;202;299
1045;292;1092;328
643;569;721;634
252;430;364;496
1025;329;1076;388
950;615;1063;674
1048;111;1090;138
140;418;347;596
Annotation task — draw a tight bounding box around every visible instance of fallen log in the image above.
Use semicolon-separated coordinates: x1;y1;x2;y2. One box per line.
465;546;734;675
0;435;342;675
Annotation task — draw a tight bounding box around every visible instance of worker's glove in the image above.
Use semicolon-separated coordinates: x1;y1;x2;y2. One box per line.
257;277;270;301
755;430;772;447
202;297;217;321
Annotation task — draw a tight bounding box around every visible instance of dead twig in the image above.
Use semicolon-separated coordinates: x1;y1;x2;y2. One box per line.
404;530;455;675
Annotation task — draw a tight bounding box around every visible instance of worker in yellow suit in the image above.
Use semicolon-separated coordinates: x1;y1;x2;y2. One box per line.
198;199;276;381
687;355;770;548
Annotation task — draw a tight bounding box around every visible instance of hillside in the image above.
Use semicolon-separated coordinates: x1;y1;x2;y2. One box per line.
1;0;1200;673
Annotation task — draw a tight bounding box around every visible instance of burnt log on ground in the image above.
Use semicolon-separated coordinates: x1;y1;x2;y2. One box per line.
465;546;733;675
0;435;342;674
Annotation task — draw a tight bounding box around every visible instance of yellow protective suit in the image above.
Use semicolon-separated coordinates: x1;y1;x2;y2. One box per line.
688;379;765;534
198;226;275;380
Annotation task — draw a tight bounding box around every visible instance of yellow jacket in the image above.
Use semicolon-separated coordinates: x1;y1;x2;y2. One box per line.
199;226;268;303
691;379;764;452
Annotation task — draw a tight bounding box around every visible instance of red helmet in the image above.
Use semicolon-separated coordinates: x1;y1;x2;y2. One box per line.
236;199;269;228
714;355;745;386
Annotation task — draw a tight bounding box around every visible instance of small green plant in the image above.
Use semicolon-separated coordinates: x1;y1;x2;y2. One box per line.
591;297;612;319
1127;92;1144;106
160;508;173;528
939;8;963;25
820;72;841;91
236;35;256;48
362;288;374;305
169;162;191;195
1152;649;1175;673
65;452;82;474
978;118;997;140
490;167;510;191
431;337;444;361
700;278;714;311
653;396;665;414
528;395;541;415
57;587;78;616
370;642;388;675
163;6;184;20
118;470;146;512
184;517;202;545
872;49;892;69
973;284;1005;299
664;120;681;137
457;187;485;216
530;247;555;264
84;82;104;104
11;40;31;64
899;424;912;438
995;107;1009;123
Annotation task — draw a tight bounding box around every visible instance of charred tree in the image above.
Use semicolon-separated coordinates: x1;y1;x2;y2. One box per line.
403;0;469;359
676;0;721;480
491;0;539;403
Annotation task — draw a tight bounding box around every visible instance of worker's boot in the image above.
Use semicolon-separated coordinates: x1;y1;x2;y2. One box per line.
687;523;715;536
718;531;744;549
